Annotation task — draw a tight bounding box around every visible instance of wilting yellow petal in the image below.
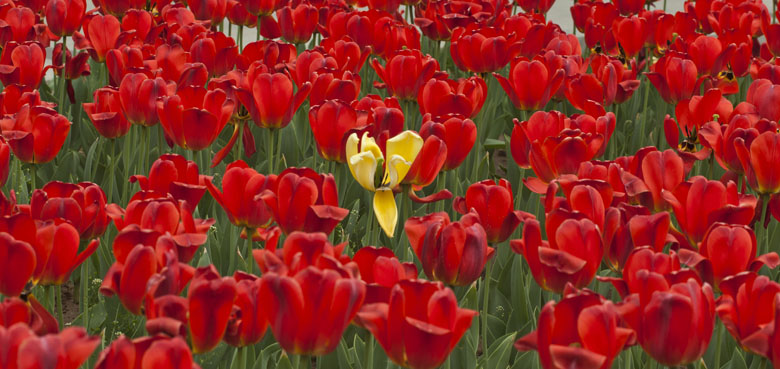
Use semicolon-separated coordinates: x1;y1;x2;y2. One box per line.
346;132;360;180
384;154;412;188
349;151;378;191
373;188;397;238
360;132;383;160
386;130;423;164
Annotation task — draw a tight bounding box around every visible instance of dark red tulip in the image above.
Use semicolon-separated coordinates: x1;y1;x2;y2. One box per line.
224;273;268;347
101;244;157;314
603;210;671;271
450;24;518;74
0;232;35;297
308;70;361;107
646;55;699;103
73;14;120;63
52;44;90;103
227;0;258;28
493;56;564;111
512;217;602;293
589;54;640;105
371;49;441;101
418;76;487;118
107;194;214;242
187;265;236;353
618;278;715;366
105;45;151;87
614;0;643;15
0;137;8;188
1;104;71;164
119;73;174;127
45;0;84;37
515;286;634;369
736;130;780;195
405;211;492;286
677;223;780;288
190;33;238;78
83;87;131;139
16;326;100;369
0;42;46;89
240;0;278;16
598;246;700;299
619;148;686;212
356;280;477;369
352;246;417;304
255;232;365;356
238;40;296;72
36;222;98;286
206;160;276;231
238;66;311;129
662;176;757;247
698;115;776;177
0;7;35;44
717;272;780;355
453;178;532;243
401;135;447;188
188;0;228;23
96;335;202;369
746;78;780;123
277;2;318;44
27;181;109;239
515;0;555;14
130;154;208;208
613;16;647;58
259;167;348;235
157;86;235;152
0;296;59;335
309;99;362;162
419;114;476;171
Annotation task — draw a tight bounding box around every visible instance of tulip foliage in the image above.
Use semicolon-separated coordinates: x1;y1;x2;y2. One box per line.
5;0;780;368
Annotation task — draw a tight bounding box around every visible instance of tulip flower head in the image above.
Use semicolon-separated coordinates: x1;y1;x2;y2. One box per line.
346;130;424;237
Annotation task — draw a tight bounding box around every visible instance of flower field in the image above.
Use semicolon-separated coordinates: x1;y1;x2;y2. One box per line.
2;0;780;368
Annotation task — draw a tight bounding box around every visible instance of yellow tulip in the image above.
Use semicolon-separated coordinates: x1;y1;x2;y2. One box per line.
346;131;423;237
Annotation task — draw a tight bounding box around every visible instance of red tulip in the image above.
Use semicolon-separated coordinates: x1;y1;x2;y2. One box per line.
598;246;701;299
0;232;35;297
619;148;687;212
119;73;174;127
240;0;278;16
371;49;442;101
27;181;109;239
16;326;100;369
678;223;780;288
698;114;778;177
107;194;214;242
106;45;151;87
157;86;235;152
259;167;348;235
318;36;371;75
101;243;157;314
277;2;318;44
36;222;98;286
614;0;643;15
45;0;84;37
618;278;715;366
187;265;236;353
130;154;208;208
96;335;202;369
356;280;477;369
453;178;532;243
746;78;780;123
308;71;361;107
493;56;564;111
206;160;276;231
73;14;120;62
97;0;146;17
0;7;35;44
418;76;487;118
450;25;517;73
0;296;59;335
515;286;634;369
309;99;362;162
515;0;555;14
352;246;417;304
0;42;47;89
603;210;671;271
0;137;8;188
227;1;258;28
647;55;699;105
717;272;780;355
736;130;780;195
83;87;131;139
419;114;476;171
662;176;757;247
238;66;311;129
589;54;640;105
0;85;51;116
190;33;238;78
401;134;448;188
238;40;296;72
224;273;268;347
404;211;492;286
255;232;365;356
188;0;228;23
1;104;71;164
665;89;733;153
613;16;647;59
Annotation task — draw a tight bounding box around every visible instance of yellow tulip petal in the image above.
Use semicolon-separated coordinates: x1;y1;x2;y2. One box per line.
349;151;379;191
346;132;360;180
384;154;412;188
386;130;423;164
373;188;398;238
360;132;383;160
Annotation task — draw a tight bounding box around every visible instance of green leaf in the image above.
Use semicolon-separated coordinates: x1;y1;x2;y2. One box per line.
276;353;294;369
728;348;747;369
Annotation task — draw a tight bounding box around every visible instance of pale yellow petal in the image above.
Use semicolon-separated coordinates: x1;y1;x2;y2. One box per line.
384;154;412;188
373;188;397;238
386;130;423;164
360;132;383;160
349;151;378;191
345;132;360;180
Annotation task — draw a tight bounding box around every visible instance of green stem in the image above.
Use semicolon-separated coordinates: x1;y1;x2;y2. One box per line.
400;186;411;261
236;123;244;162
365;335;375;369
238;25;243;51
230;226;239;274
236;346;246;369
56;284;64;329
29;164;36;191
58;36;68;113
714;322;723;369
481;259;494;361
267;128;275;174
245;229;253;273
759;358;768;369
106;139;116;204
275;126;283;171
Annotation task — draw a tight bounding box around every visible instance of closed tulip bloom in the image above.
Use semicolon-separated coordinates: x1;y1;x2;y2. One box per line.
404;211;492;286
418;76;487;119
100;244;157;315
0;7;35;44
419;114;476;171
83;87;131;139
238;67;311;129
277;2;318;44
0;296;59;335
45;0;85;37
119;73;174;127
96;335;202;369
190;34;238;78
352;246;418;304
308;71;361;107
309;99;362;162
36;222;98;286
27;181;110;239
187;265;237;353
0;42;47;89
371;50;441;101
1;105;71;164
0;232;36;297
717;272;780;355
515;0;555;14
453;178;531;244
73;14;121;63
16;326;100;369
157;86;235;152
260;167;348;235
224;274;268;347
646;55;699;105
603;210;672;271
357;279;477;369
597;246;700;299
107;195;214;241
619;148;686;212
736;131;780;195
613;16;647;58
130;154;209;208
241;0;279;16
187;0;228;23
206;160;277;230
401;135;447;188
493;56;565;111
450;25;516;74
746;79;780;123
515;286;634;369
618;278;715;366
346;130;424;237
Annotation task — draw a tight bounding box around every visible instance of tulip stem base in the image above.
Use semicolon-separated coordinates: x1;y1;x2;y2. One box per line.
56;284;64;329
481;259;494;365
29;164;36;191
365;334;375;369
